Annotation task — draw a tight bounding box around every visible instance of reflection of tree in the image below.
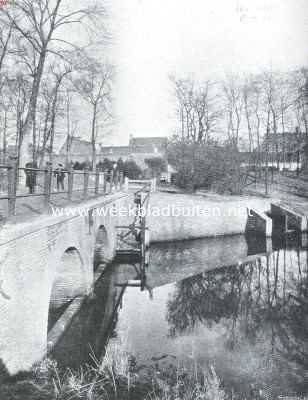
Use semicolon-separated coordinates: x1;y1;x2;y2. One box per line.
167;267;242;337
167;248;308;380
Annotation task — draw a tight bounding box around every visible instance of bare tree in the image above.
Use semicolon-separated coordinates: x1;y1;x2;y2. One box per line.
261;71;281;169
1;0;105;167
171;76;221;144
72;58;113;170
292;68;308;169
5;74;31;167
222;73;243;151
0;19;14;73
64;88;78;166
48;65;72;165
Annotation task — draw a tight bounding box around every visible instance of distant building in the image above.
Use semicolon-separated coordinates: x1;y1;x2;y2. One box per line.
129;136;167;153
55;137;93;164
99;136;168;170
53;135;169;170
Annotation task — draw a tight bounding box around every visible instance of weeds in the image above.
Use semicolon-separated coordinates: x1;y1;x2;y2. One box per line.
0;349;227;400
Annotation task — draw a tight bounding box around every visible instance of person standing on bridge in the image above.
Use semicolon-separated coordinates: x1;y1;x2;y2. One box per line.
54;163;66;191
25;161;38;194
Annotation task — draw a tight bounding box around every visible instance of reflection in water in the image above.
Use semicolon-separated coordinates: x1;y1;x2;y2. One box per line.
50;233;308;398
50;263;138;369
166;248;308;396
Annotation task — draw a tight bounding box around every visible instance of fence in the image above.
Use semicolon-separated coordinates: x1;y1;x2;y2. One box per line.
0;163;125;218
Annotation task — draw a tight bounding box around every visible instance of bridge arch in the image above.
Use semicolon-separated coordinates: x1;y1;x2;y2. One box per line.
49;247;88;312
94;225;110;269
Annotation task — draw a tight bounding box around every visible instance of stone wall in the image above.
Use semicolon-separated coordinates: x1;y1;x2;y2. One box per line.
147;193;271;242
0;193;131;376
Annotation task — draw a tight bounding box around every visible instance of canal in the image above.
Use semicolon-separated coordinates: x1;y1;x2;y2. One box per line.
49;232;308;399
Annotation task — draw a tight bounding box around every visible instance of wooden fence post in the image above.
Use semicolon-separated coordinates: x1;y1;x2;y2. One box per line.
95;170;100;195
8;161;17;217
84;167;89;199
119;172;124;190
103;171;107;195
44;165;52;210
109;170;114;194
151;178;157;193
67;166;74;202
114;171;119;191
124;176;129;192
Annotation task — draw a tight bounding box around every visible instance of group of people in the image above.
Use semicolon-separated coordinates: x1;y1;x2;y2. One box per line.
25;162;66;194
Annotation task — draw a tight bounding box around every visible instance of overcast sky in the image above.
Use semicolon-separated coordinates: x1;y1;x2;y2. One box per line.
109;0;308;144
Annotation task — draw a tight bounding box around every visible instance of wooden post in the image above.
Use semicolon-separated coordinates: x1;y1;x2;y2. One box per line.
67;166;74;202
114;171;119;191
95;170;100;195
124;176;129;192
285;213;288;233
151;178;157;193
84;167;89;199
119;172;124;190
103;171;107;195
44;165;52;210
109;170;114;194
8;162;17;217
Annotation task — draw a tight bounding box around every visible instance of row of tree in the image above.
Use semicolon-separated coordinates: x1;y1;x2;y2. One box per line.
0;0;113;172
171;70;308;158
169;69;308;191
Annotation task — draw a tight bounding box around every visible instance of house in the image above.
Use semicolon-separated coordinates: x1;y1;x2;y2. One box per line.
52;134;171;174
129;136;167;154
99;136;168;170
55;137;93;164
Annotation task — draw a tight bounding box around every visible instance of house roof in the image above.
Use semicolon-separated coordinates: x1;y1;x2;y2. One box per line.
58;137;92;155
129;136;167;148
100;146;131;157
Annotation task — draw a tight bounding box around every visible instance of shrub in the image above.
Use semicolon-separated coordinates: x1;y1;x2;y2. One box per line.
167;140;241;193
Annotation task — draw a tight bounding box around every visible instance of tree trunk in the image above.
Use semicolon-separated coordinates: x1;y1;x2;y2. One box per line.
91;103;97;171
65;94;71;166
49;80;61;166
2;111;7;164
19;47;47;169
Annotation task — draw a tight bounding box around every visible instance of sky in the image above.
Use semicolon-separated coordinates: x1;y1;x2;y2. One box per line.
109;0;308;145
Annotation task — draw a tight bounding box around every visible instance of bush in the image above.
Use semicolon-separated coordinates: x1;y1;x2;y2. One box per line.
167;140;241;193
123;159;142;179
144;156;166;177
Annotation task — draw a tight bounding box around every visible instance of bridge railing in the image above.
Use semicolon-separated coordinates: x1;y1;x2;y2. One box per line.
125;178;157;193
0;163;125;218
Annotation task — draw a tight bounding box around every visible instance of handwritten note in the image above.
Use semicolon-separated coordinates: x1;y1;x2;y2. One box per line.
236;1;273;23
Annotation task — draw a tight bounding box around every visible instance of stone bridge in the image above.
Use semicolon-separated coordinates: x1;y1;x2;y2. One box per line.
0;186;301;378
0;191;132;377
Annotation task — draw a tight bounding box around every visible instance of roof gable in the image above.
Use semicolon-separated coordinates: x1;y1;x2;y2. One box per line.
129;136;167;147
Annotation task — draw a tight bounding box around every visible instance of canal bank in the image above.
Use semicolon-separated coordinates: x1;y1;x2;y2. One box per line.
147;192;274;242
6;232;304;400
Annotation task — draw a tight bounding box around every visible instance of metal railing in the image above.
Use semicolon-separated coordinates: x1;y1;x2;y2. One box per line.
0;163;125;218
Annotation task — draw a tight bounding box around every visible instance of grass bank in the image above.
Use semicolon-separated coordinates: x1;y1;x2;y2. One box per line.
0;348;227;400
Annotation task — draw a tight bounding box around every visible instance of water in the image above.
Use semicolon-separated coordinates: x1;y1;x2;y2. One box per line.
51;233;308;399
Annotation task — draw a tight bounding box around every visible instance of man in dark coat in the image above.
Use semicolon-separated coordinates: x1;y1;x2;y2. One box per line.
25;161;38;194
54;163;65;191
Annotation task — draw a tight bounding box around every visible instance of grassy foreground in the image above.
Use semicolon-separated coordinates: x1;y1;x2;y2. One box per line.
0;348;227;400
